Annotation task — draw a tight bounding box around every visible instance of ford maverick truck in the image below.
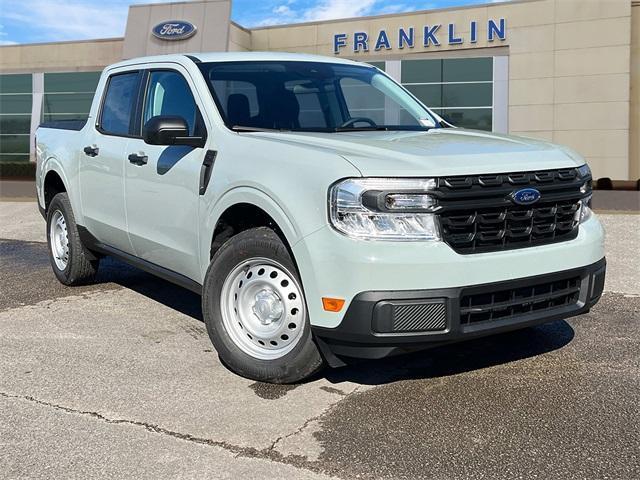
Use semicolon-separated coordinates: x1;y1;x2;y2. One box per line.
36;53;606;383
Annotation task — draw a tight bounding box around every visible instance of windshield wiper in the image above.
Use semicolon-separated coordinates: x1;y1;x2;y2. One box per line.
332;126;432;133
231;125;291;133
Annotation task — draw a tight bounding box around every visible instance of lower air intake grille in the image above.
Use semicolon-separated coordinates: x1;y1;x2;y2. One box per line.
460;276;581;325
392;302;447;332
374;300;447;333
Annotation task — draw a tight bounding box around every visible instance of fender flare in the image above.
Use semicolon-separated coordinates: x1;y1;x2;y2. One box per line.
199;186;302;279
41;158;69;204
40;156;88;226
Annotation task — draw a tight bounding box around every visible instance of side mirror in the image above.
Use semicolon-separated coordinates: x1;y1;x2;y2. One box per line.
142;115;204;147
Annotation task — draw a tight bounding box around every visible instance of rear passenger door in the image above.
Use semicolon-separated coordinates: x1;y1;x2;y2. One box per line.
124;67;208;280
80;70;142;253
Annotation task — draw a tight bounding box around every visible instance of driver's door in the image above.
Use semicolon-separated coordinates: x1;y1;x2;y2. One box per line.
124;67;208;280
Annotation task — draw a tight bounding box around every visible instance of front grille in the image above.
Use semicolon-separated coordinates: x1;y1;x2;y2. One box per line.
436;168;590;254
460;275;581;325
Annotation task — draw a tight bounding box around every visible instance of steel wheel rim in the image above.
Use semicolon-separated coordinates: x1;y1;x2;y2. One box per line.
220;257;306;360
49;210;69;271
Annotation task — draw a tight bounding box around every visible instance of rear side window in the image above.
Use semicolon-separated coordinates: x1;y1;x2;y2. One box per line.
99;72;140;136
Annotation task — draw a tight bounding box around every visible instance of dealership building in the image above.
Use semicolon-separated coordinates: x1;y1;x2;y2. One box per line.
0;0;638;181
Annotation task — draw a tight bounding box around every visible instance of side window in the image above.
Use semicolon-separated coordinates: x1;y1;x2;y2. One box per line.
100;72;140;136
144;71;200;136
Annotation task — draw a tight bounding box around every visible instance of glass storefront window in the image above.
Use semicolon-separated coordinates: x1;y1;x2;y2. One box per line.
0;115;31;134
431;108;493;131
400;57;493;131
368;61;386;71
442;83;492;108
0;94;32;114
44;72;101;93
0;71;102;163
43;93;95;115
0;74;32;162
42;71;101;122
442;58;492;82
0;74;32;94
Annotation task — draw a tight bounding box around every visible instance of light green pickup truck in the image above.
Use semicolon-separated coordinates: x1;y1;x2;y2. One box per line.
36;52;605;383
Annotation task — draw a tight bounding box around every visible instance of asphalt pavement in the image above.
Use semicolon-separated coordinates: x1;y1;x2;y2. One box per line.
0;201;638;479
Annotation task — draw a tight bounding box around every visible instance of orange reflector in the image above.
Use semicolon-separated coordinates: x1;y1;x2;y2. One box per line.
322;297;345;312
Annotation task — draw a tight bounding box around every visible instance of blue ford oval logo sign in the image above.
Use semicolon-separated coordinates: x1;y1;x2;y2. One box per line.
152;21;197;41
511;188;541;205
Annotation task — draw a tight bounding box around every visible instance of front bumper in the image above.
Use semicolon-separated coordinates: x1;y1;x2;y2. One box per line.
294;215;605;330
312;257;606;363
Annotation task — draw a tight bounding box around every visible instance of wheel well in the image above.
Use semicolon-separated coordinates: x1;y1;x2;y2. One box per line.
43;171;66;211
211;203;289;259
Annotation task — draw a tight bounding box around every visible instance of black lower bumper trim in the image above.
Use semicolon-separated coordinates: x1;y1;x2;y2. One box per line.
312;258;606;362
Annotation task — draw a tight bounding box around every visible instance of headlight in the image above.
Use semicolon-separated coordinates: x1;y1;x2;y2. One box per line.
576;164;593;224
577;164;591;179
329;178;441;241
578;195;593;223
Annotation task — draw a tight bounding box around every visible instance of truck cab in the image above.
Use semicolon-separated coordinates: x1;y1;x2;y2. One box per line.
36;52;605;383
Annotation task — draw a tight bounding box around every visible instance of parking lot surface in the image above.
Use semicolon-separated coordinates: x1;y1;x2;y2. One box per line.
1;201;639;479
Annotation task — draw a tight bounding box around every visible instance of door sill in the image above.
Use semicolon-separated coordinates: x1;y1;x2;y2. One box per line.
77;225;203;295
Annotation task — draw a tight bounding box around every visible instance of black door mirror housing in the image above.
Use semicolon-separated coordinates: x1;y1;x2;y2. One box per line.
143;115;204;147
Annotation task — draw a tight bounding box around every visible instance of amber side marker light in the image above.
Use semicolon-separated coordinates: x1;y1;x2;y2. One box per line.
322;297;345;312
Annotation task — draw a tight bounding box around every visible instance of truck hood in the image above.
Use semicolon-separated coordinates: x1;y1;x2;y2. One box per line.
245;128;583;176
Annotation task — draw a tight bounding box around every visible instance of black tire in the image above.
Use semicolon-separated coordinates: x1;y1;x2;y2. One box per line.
202;227;324;383
46;192;99;285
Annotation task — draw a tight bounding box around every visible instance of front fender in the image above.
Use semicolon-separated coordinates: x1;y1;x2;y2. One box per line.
198;186;303;282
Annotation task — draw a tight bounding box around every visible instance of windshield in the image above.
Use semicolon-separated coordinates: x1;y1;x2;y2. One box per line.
198;61;438;132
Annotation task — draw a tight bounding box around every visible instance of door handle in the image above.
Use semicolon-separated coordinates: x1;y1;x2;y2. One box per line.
83;145;99;157
128;153;148;166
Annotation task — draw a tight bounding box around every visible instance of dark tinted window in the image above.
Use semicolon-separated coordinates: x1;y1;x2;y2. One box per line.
100;72;140;136
199;61;435;132
143;71;199;135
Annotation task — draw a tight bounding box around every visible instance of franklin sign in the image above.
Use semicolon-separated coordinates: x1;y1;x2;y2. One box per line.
333;18;506;54
152;21;197;41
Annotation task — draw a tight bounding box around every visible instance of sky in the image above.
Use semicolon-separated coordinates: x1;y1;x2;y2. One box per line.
0;0;506;46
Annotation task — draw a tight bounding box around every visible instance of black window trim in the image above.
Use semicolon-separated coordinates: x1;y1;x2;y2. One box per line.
139;67;208;144
95;70;144;139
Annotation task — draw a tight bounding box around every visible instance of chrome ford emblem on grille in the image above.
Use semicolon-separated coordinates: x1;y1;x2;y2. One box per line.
511;188;541;205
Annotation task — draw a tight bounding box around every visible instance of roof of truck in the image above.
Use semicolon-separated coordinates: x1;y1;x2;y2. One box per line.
108;52;363;70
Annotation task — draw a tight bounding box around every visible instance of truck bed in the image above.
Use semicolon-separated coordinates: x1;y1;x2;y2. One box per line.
38;119;87;131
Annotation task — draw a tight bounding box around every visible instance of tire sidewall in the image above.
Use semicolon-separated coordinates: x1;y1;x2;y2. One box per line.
46;192;97;286
46;194;73;282
202;228;322;383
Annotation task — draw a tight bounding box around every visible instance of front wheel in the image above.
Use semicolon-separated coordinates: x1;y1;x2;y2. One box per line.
202;227;323;383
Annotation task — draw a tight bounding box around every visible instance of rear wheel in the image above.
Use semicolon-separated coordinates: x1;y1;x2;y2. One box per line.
46;193;99;285
202;227;323;383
